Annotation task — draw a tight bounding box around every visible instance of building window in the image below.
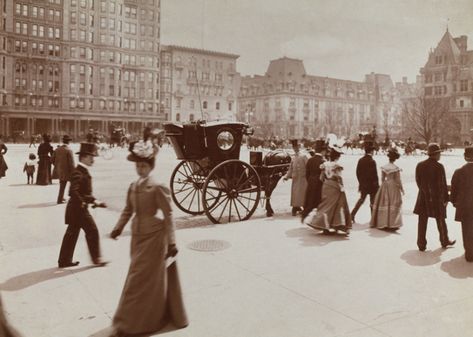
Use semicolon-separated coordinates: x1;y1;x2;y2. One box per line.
228;102;232;111
176;113;180;122
460;100;464;108
203;101;207;109
189;113;195;122
460;80;469;92
216;102;220;110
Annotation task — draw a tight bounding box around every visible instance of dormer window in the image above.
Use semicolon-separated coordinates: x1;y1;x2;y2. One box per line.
435;55;444;65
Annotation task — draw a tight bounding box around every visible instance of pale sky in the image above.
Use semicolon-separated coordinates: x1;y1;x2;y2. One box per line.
161;0;473;83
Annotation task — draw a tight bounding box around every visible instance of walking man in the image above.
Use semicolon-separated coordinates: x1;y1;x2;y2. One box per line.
351;141;379;223
284;139;308;216
450;146;473;261
414;143;455;251
53;135;75;204
58;142;108;268
301;139;327;220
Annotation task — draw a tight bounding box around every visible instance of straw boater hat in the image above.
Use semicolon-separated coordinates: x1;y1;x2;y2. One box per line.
76;142;98;156
127;139;159;165
427;143;442;156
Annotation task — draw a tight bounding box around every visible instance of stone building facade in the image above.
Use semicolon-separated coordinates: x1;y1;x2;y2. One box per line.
0;0;162;140
160;45;240;123
238;57;403;140
419;30;473;143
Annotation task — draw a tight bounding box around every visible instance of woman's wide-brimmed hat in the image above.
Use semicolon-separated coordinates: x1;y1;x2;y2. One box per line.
330;145;344;154
127;139;159;163
76;142;98;156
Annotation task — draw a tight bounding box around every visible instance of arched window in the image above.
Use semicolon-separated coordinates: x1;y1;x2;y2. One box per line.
202;101;207;109
216;102;220;110
189;113;194;122
176;113;180;122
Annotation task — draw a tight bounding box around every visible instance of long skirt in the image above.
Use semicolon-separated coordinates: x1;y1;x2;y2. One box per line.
36;157;51;185
370;180;403;229
0;155;7;178
112;230;188;335
306;180;351;232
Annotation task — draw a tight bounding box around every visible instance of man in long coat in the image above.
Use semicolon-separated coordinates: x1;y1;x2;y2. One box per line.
351;141;379;223
414;143;455;251
450;146;473;261
284;140;308;216
301;139;327;220
53;135;75;204
57;142;108;268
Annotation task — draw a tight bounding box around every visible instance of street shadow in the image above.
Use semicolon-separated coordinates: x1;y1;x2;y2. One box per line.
17;201;58;209
441;256;473;279
400;248;443;267
89;323;184;337
351;222;370;231
368;227;401;238
0;266;95;291
285;227;349;247
8;183;31;187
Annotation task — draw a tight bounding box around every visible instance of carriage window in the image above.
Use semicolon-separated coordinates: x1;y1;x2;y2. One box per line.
217;130;234;151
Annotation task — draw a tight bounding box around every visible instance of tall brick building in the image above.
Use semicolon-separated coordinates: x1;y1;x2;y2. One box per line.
0;0;163;140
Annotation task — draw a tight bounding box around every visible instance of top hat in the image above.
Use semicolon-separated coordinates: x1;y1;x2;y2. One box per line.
427;143;441;156
465;146;473;160
62;134;73;143
127;140;158;163
290;139;299;148
314;139;327;152
76;142;98;156
364;140;375;151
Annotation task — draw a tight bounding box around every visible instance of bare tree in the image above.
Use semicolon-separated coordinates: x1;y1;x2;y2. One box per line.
401;93;450;144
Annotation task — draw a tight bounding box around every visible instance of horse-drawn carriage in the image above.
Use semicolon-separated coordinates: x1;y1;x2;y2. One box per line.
164;120;291;224
109;127;129;147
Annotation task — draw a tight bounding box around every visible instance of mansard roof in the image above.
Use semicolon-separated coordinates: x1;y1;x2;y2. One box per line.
265;57;307;79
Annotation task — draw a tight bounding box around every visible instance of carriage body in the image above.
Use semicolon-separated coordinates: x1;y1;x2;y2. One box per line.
165;121;291;224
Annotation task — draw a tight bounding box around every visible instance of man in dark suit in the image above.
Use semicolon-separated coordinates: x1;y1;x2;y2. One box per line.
414;143;455;251
301;139;327;220
350;141;379;223
450;146;473;261
57;142;108;268
53;134;75;204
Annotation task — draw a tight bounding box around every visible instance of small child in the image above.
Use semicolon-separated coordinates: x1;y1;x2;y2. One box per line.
23;153;37;184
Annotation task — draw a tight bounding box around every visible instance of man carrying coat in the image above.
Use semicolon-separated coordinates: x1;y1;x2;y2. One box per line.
414;143;455;251
351;141;379;223
284;139;308;216
53;134;75;204
450;146;473;261
57;142;108;268
301;139;327;220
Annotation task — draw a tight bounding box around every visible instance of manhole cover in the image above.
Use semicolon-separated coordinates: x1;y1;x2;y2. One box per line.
187;239;231;252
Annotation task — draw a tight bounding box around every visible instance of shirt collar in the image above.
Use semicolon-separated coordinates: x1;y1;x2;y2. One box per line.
78;162;89;170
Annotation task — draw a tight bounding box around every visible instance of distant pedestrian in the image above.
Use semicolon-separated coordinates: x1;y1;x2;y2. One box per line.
0;135;7;179
52;135;75;204
304;146;351;234
450;146;473;261
301;139;327;220
110;140;188;336
36;134;54;185
23;153;37;185
29;135;36;148
414;143;455;251
370;148;404;230
351;141;379;223
57;142;108;268
284;139;308;216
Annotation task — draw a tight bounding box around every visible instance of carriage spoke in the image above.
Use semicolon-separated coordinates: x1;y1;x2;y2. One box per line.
233;199;242;221
205;185;225;192
238;187;260;194
197;189;201;213
209;194;228;211
217;198;230;223
235;197;252;214
179;187;196;204
238;194;257;202
234;170;247;188
174;185;194;194
228;198;232;222
188;188;197;212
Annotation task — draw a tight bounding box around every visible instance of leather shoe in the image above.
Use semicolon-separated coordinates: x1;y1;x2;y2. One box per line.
58;261;80;268
92;258;109;267
418;246;426;252
441;240;456;248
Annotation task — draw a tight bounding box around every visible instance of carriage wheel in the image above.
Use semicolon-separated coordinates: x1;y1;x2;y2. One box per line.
203;160;261;224
170;160;212;215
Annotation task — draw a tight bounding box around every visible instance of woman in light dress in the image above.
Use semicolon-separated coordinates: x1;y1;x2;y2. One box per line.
370;148;404;230
305;146;351;234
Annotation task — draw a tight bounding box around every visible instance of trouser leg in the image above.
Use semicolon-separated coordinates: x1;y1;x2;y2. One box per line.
461;220;473;261
82;213;101;261
57;180;67;203
369;191;377;213
436;217;449;246
417;215;428;250
351;192;367;219
58;223;80;264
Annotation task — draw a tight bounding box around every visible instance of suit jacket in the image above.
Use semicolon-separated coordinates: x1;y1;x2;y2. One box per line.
65;165;96;224
413;158;449;218
356;154;379;193
451;163;473;222
113;177;176;242
306;154;325;184
53;145;75;181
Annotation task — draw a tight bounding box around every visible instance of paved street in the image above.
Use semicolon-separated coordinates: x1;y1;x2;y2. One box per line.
1;144;473;337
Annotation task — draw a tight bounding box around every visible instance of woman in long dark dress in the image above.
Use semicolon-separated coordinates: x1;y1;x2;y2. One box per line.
0;135;7;179
36;134;54;185
110;140;188;337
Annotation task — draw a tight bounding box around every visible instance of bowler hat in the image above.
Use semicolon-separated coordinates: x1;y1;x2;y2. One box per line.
427;143;441;156
290;139;299;148
76;142;98;156
62;134;72;143
364;140;375;152
314;139;327;152
465;146;473;160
